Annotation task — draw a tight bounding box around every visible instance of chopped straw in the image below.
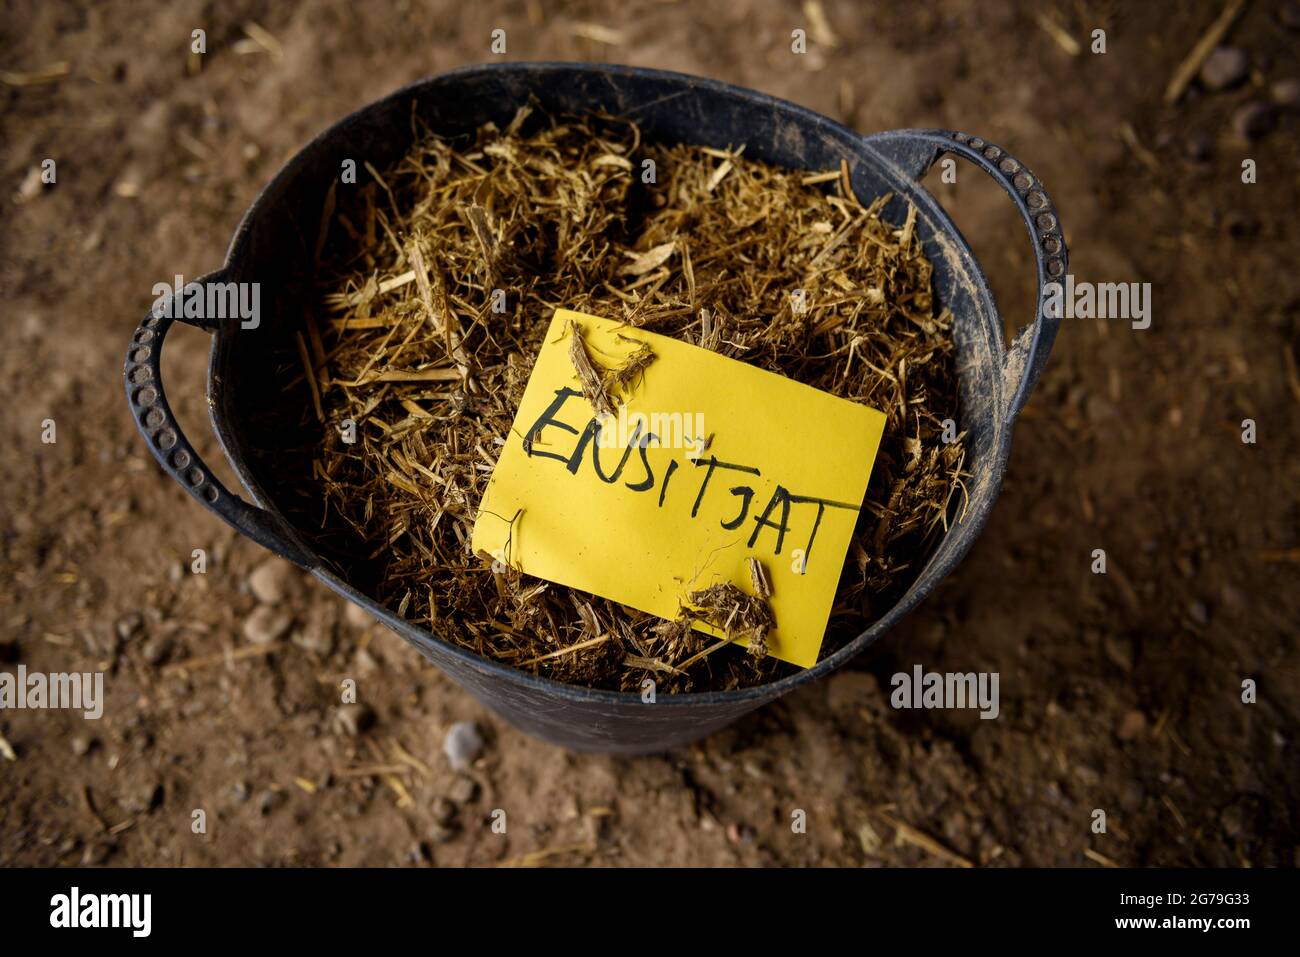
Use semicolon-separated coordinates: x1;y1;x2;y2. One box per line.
261;106;967;693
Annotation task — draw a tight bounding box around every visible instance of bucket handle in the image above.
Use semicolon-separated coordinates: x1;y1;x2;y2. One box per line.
861;129;1067;421
123;272;317;569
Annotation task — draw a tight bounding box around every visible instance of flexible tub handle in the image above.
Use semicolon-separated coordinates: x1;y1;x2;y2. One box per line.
861;129;1068;421
123;272;317;569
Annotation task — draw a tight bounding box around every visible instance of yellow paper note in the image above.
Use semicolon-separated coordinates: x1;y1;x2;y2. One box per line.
471;308;886;668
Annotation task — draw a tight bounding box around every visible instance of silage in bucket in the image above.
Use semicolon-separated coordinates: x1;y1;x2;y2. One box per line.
124;64;1066;752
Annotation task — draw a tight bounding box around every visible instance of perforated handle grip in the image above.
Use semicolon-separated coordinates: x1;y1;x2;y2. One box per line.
862;129;1068;420
124;273;316;568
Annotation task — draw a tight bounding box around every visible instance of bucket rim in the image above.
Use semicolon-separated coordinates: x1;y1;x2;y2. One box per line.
208;61;1020;710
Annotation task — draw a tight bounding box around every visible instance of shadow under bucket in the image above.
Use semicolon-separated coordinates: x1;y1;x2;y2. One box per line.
124;63;1066;753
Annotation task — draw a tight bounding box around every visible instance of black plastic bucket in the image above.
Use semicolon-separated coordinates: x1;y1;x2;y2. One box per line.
124;63;1067;753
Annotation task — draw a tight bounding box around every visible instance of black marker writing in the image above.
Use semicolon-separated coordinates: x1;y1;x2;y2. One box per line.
788;494;860;569
568;418;643;483
523;387;583;464
721;486;755;530
691;455;761;518
658;459;678;507
626;431;659;492
749;485;792;553
516;388;860;571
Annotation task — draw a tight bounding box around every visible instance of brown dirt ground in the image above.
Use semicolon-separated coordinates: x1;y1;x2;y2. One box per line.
1;0;1297;867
